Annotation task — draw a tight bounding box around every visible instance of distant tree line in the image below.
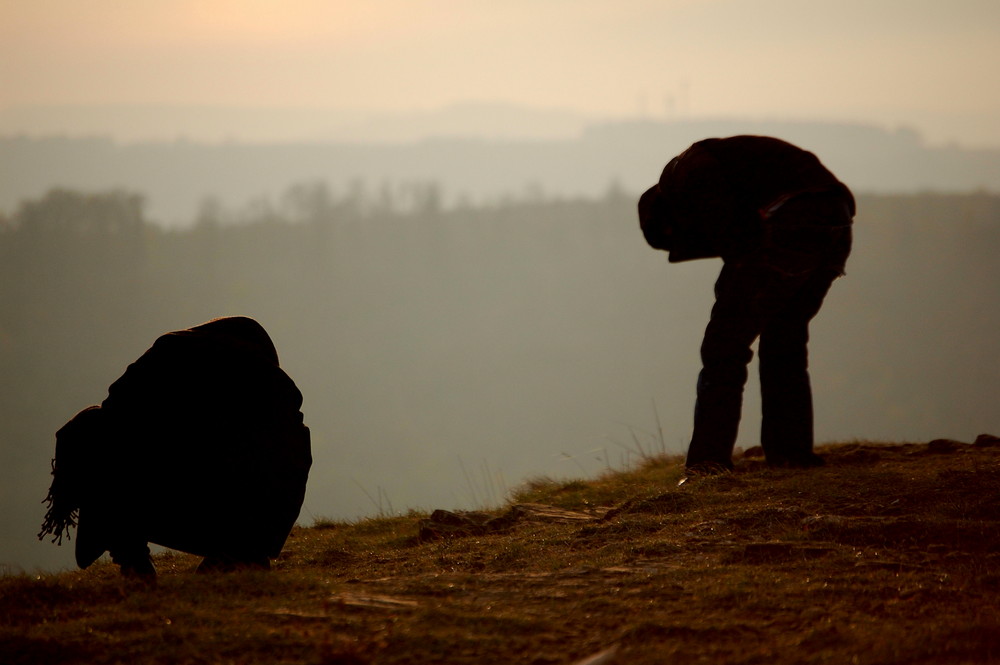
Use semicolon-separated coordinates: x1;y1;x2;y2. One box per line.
3;184;999;571
2;183;998;374
0;182;634;471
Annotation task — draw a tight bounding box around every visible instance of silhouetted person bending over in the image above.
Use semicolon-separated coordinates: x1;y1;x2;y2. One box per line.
40;316;312;579
638;136;854;473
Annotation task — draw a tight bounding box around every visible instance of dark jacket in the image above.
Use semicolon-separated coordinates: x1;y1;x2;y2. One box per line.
42;317;312;568
640;135;855;262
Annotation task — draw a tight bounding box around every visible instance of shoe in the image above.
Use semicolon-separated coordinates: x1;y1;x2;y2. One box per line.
110;546;156;582
767;452;825;469
119;557;157;582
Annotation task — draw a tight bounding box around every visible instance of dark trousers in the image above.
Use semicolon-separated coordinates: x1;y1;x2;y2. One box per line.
686;194;852;468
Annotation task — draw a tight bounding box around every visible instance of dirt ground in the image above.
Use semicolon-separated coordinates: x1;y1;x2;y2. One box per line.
3;439;1000;664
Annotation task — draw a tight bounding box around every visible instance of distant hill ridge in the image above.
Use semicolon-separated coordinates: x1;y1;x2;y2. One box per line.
3;116;1000;224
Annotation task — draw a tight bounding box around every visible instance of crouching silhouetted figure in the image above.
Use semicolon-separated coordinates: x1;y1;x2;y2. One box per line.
39;317;312;580
638;136;854;473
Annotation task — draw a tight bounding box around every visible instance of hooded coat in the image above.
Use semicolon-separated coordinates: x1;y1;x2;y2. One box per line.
639;135;855;263
41;317;312;568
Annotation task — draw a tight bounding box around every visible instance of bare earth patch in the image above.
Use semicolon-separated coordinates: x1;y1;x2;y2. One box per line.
4;439;1000;664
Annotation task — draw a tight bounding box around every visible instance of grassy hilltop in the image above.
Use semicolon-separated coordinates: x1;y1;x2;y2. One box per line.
3;439;1000;664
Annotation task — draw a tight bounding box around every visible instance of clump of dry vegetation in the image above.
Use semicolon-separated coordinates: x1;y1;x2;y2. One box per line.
4;439;1000;664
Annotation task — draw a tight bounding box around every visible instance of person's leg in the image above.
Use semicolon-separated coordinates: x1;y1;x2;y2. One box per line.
758;268;839;466
753;193;852;466
686;262;767;471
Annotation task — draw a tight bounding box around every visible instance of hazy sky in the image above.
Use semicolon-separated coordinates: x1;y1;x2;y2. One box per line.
3;0;1000;144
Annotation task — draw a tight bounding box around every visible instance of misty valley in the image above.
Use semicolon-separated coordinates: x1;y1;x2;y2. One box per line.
2;186;999;573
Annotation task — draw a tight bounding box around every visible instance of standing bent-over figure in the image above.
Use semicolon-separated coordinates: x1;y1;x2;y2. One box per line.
638;136;854;472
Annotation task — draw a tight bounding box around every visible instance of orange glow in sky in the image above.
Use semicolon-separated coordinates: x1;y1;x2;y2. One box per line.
2;0;999;144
